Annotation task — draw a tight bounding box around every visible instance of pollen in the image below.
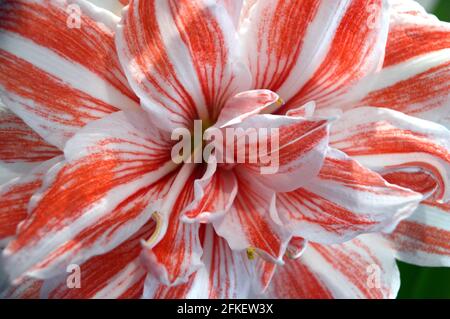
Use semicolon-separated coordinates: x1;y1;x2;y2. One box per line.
246;247;257;260
276;97;284;107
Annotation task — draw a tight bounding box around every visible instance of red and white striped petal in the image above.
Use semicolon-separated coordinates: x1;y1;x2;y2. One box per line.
0;156;63;247
276;148;422;244
0;0;138;149
330;107;450;203
0;105;61;184
345;1;450;128
141;164;203;287
0;105;61;165
2;110;178;282
216;114;331;192
182;160;238;223
116;0;250;130
213;170;291;263
239;0;389;111
41;222;153;299
388;201;450;267
266;234;400;299
143;225;275;299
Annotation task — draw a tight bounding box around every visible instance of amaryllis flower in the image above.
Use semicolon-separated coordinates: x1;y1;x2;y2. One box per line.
0;0;449;299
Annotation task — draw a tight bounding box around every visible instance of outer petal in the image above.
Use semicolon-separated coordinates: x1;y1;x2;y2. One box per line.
215;113;331;192
0;0;138;149
2;109;177;282
0;156;63;246
213;169;291;263
276;148;422;244
330;107;450;203
181;160;238;223
41;222;153;299
5;222;152;299
0;104;61;184
388;201;450;267
116;0;250;130
345;0;450;128
266;234;400;299
141;164;203;287
143;225;275;299
239;0;389;110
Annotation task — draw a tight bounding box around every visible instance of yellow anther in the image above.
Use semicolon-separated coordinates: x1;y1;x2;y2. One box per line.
276;97;284;106
247;247;257;260
147;212;162;246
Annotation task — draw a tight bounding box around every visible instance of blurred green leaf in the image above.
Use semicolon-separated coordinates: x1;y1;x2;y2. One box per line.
397;261;450;299
433;0;450;21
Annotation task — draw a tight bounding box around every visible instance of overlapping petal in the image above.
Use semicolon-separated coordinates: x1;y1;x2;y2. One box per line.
215;113;331;192
2;109;178;281
0;156;62;246
266;235;399;299
144;225;275;299
116;0;250;130
276;148;422;244
330;107;450;203
181;160;237;223
0;0;139;149
141;164;203;287
213;169;291;262
382;165;450;267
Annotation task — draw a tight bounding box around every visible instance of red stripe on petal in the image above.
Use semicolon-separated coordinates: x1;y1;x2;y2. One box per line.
384;26;450;67
267;259;332;299
0;108;61;163
0;50;118;130
388;201;450;267
245;0;320;91
361;61;450;119
118;0;247;128
268;235;399;298
46;223;153;299
0;0;135;100
283;0;388;110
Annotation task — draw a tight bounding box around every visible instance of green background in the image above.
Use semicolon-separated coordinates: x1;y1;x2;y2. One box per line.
397;1;450;299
